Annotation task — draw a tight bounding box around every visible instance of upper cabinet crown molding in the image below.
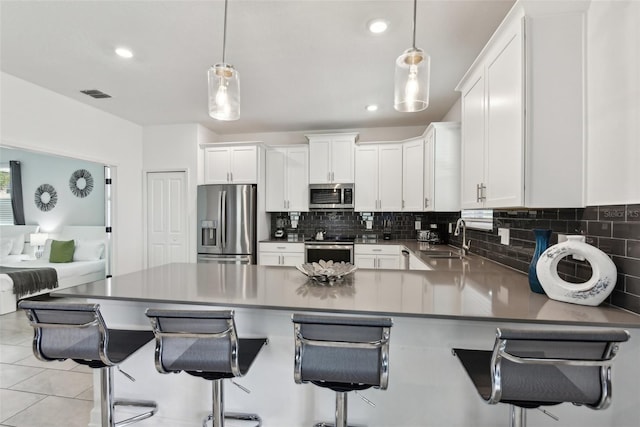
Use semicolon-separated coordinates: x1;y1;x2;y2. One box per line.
457;0;588;209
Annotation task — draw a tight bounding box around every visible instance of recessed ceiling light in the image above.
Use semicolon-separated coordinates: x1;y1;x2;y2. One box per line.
115;47;133;58
366;104;378;112
368;19;389;34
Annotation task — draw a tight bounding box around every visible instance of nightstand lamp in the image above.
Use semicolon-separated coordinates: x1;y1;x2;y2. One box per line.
30;233;48;258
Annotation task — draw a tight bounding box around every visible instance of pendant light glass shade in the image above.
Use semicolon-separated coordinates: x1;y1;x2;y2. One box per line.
394;47;430;112
394;0;430;113
208;0;240;121
208;63;240;121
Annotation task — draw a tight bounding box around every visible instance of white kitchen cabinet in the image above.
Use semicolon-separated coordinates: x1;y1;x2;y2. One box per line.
402;137;424;212
306;133;357;184
456;2;587;209
423;122;461;212
265;145;309;212
203;145;257;184
354;244;400;270
258;242;304;266
355;144;403;212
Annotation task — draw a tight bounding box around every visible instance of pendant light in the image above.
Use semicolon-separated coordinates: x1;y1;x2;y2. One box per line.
394;0;430;112
208;0;240;121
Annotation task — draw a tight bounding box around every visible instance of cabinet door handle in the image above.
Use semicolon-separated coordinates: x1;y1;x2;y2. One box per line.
476;183;481;202
425;197;429;208
276;246;286;249
331;171;334;182
480;183;487;202
328;172;331;182
373;249;382;252
402;200;405;209
230;172;233;182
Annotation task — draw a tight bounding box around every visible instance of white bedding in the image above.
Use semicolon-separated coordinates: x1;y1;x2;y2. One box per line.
0;259;105;292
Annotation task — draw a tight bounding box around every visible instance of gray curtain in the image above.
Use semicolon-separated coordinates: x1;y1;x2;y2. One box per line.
9;160;25;225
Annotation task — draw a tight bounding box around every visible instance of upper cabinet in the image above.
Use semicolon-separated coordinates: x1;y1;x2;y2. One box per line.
423;123;461;212
203;144;258;184
402;123;461;212
306;133;357;184
456;2;587;209
402;137;424;212
355;144;403;212
265;145;309;212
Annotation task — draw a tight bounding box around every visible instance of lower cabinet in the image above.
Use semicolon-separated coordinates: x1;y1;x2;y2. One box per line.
258;242;304;266
354;244;400;270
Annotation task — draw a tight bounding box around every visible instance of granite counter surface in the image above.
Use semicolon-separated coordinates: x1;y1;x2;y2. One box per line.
53;262;640;328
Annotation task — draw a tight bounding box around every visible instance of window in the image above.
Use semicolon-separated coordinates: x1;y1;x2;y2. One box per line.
0;164;14;225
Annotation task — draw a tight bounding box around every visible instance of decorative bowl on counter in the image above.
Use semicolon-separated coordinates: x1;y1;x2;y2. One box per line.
296;260;357;285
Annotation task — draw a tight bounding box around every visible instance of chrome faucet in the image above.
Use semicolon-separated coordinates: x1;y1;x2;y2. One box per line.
454;218;471;256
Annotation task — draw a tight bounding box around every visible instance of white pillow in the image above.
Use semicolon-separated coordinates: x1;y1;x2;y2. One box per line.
41;239;53;260
9;233;25;255
73;239;105;261
0;238;13;257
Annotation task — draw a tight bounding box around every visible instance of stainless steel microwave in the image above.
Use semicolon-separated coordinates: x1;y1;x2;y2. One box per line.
309;184;354;210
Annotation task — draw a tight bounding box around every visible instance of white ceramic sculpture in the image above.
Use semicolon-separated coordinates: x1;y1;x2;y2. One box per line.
536;236;617;306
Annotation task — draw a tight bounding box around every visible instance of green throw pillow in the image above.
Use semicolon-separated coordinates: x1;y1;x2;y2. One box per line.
49;240;75;263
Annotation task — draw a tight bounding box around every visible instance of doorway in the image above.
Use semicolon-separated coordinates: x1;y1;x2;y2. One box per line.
145;171;188;268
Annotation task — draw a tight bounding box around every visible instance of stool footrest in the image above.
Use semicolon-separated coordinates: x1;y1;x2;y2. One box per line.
203;411;261;427
113;399;158;427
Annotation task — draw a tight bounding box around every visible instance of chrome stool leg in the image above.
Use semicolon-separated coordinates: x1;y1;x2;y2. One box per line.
203;380;261;427
101;366;157;427
509;405;526;427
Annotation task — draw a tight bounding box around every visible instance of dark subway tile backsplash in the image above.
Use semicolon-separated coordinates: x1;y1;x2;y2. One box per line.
447;204;640;315
270;204;640;315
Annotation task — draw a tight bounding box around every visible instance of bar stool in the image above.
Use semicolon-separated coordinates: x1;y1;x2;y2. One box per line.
452;328;630;427
292;313;393;427
145;308;267;427
18;300;157;427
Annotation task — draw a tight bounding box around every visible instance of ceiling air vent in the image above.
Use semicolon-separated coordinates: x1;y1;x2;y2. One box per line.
80;89;112;99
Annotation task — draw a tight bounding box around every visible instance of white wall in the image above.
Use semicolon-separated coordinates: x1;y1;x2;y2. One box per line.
142;124;217;262
441;98;462;122
0;72;144;275
586;0;640;204
0;146;104;230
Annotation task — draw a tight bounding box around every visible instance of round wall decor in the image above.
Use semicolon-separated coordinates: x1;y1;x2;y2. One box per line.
69;169;94;198
34;184;58;212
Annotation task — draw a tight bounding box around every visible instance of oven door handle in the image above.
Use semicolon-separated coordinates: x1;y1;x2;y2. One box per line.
305;244;354;250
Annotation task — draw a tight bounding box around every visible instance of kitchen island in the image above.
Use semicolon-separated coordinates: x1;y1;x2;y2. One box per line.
54;262;640;427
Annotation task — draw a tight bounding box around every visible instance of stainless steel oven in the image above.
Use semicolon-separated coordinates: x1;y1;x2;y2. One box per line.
305;241;354;264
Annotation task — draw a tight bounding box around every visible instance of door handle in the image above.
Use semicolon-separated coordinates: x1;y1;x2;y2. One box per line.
221;190;227;249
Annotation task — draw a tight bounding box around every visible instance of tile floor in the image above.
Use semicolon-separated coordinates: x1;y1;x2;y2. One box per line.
0;309;94;427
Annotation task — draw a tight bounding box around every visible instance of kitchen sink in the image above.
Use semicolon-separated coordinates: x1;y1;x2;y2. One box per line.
420;250;464;259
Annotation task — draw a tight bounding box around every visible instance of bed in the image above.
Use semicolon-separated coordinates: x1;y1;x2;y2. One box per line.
0;225;106;314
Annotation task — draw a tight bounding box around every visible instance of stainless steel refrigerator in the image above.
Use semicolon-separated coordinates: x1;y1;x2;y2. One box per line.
197;184;257;264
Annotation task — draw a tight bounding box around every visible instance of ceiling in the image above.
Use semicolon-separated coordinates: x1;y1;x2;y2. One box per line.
0;0;515;136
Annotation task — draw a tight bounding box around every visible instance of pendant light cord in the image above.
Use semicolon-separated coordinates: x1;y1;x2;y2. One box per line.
222;0;228;64
411;0;417;49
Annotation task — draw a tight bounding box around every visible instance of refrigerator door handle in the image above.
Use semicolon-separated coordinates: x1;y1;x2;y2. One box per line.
221;190;227;249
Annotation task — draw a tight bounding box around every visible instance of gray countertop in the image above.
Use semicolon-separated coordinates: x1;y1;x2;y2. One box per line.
53;261;640;328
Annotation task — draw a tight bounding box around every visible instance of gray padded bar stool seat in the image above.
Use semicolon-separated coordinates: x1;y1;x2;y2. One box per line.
452;328;630;427
145;308;267;427
292;313;393;427
18;300;157;427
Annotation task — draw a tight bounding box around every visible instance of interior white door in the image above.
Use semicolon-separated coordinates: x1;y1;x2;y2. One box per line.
146;171;188;268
